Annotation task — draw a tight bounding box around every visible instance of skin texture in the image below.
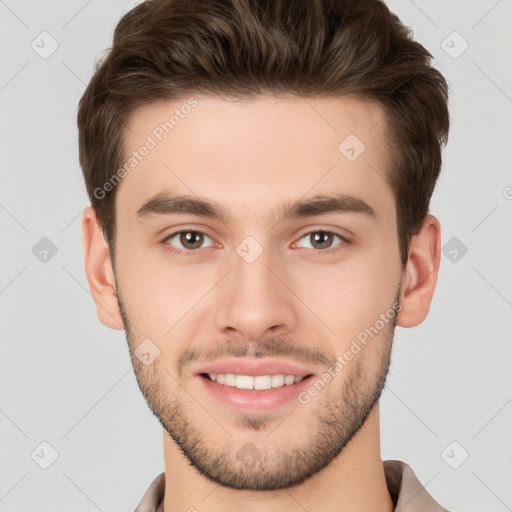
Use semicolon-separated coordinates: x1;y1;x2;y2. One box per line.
82;94;441;512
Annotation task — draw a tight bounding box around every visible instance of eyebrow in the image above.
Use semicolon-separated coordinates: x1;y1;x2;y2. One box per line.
136;192;376;224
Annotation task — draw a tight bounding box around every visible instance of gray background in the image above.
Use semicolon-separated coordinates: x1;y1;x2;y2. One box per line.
0;0;511;510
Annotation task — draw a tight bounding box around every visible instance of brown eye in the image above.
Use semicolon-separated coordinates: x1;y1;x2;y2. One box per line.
179;231;204;249
297;231;346;251
165;231;214;251
310;232;334;249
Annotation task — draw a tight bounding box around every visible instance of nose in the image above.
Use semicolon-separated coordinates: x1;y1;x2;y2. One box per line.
213;242;299;341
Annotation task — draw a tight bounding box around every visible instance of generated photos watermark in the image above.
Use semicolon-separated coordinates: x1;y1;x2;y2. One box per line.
93;97;198;200
298;301;402;405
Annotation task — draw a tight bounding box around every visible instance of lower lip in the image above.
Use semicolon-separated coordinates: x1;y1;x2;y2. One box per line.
199;375;314;412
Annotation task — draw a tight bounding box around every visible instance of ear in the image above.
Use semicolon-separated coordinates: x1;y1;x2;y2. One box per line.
396;214;441;328
81;206;125;330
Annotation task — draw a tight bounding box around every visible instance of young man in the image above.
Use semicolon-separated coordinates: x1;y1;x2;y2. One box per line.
78;0;450;510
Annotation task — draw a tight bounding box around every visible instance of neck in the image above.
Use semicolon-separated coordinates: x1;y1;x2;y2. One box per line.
161;405;393;512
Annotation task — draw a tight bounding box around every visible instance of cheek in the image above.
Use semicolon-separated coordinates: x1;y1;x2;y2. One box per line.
115;240;197;336
302;254;399;350
117;250;237;369
116;225;401;346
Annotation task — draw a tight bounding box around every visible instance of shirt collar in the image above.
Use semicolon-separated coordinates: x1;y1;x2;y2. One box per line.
135;459;448;512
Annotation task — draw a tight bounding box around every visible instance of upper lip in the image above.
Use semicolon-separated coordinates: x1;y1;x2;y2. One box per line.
195;358;317;378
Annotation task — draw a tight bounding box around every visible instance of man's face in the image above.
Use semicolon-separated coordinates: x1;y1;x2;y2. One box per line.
113;94;404;490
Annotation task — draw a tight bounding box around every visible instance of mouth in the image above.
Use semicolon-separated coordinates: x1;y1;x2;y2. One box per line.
201;372;310;390
195;360;317;412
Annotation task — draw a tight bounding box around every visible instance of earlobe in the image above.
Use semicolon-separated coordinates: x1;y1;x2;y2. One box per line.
396;214;441;328
81;207;125;330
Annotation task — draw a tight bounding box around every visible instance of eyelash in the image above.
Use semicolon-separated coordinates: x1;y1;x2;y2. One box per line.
160;229;351;257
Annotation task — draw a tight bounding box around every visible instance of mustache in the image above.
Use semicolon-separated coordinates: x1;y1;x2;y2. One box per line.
177;337;334;377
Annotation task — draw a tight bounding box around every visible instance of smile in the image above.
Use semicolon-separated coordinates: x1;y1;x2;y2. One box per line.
199;372;315;412
206;373;304;390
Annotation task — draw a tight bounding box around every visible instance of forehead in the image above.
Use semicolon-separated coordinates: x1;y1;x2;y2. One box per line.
116;94;394;224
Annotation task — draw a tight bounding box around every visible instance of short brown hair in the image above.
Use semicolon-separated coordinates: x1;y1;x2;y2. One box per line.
78;0;449;268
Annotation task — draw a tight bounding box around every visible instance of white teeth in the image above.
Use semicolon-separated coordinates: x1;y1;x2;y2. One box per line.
271;374;285;387
254;375;272;390
224;373;236;386
206;373;304;390
235;375;253;389
284;375;295;385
